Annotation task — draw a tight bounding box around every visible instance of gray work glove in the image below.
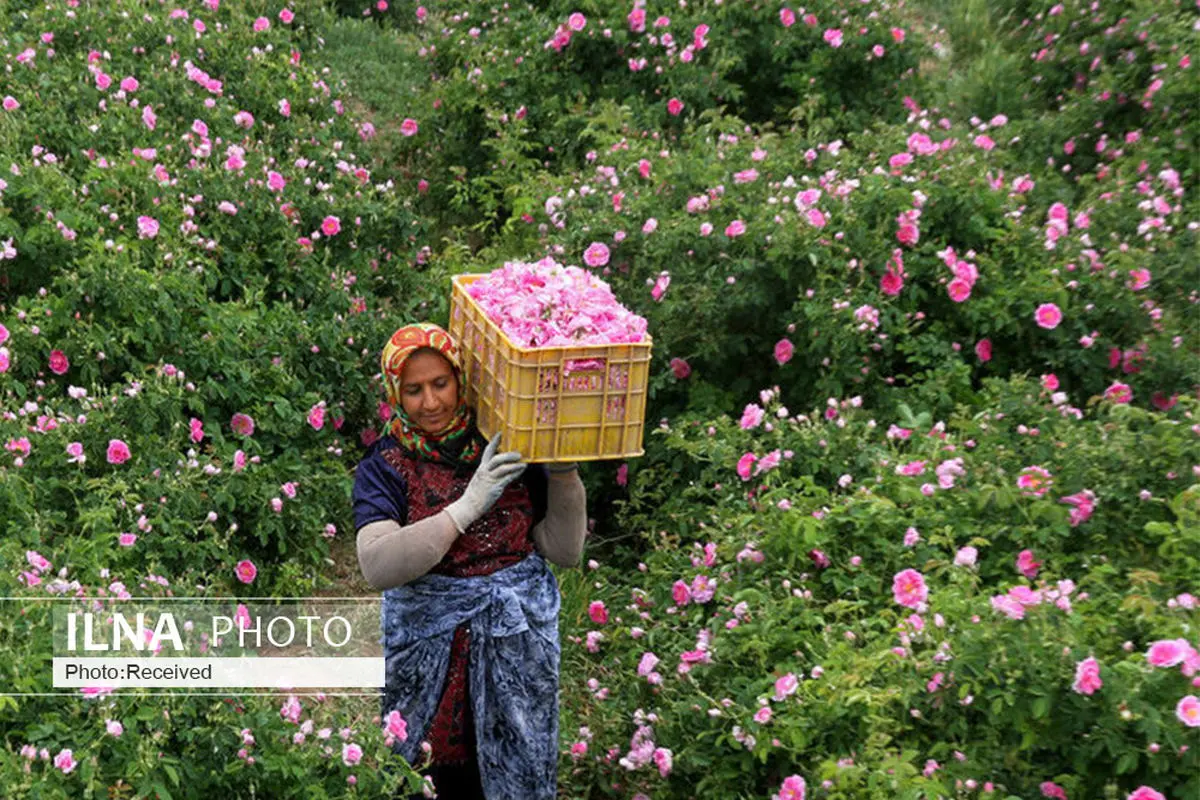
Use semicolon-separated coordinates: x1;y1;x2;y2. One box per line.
443;433;527;534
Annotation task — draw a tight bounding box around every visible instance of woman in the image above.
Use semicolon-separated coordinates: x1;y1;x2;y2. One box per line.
353;323;587;800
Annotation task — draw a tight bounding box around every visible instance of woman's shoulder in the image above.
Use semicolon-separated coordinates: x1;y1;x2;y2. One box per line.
364;434;400;458
356;435;406;474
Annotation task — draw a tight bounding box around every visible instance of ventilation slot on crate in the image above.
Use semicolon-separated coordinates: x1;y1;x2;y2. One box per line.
537;367;560;393
608;364;630;390
564;359;606;392
536;399;558;424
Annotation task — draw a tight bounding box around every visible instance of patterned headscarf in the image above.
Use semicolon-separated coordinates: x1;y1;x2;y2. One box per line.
380;323;485;470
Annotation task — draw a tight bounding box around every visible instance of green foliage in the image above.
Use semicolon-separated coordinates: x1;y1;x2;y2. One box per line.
561;380;1199;798
0;0;1196;796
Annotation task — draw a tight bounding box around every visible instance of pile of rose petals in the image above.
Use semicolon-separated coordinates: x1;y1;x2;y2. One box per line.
466;258;648;348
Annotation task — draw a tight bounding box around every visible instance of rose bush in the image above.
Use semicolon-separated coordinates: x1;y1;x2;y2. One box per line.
0;0;1196;797
560;377;1198;798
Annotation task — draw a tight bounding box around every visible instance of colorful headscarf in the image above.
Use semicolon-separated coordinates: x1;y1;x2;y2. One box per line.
381;323;484;470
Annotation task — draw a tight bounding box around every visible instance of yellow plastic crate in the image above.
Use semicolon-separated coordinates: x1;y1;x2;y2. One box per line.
448;274;652;463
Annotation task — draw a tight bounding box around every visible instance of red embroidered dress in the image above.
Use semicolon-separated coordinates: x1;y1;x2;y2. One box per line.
379;445;540;765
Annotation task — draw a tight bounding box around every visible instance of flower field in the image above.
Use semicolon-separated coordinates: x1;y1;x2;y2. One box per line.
0;0;1196;798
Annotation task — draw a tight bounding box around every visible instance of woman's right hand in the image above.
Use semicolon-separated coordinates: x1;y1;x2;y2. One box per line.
443;433;527;534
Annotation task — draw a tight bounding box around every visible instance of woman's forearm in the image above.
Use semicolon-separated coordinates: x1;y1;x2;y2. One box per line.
531;470;587;567
356;512;459;590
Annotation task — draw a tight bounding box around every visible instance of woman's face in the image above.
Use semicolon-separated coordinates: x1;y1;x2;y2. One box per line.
399;349;459;434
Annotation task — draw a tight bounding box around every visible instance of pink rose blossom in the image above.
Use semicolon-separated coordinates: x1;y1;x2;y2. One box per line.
231;413;256;436
1104;382;1133;404
774;338;794;365
48;349;70;375
1146;640;1188;668
1041;782;1068;800
671;580;691;606
588;601;608;625
53;749;76;775
637;651;660;678
740;404;764;430
666;98;684;116
652;747;672;778
773;673;799;701
822;28;843;48
892;569;928;609
947;278;972;302
137;216;160;239
651;271;669;301
1127;788;1165;800
736;452;757;481
773;774;806;800
880;268;904;296
400;118;419;136
1059;490;1096;527
1127;269;1151;291
1072;656;1102;695
65;442;85;465
991;593;1026;620
307;403;327;430
1017;466;1053;497
1178;695;1200;727
384;710;407;741
1035;303;1063;329
1016;549;1042;579
895;219;920;248
235;559;258;584
583;242;610;267
106;439;131;465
